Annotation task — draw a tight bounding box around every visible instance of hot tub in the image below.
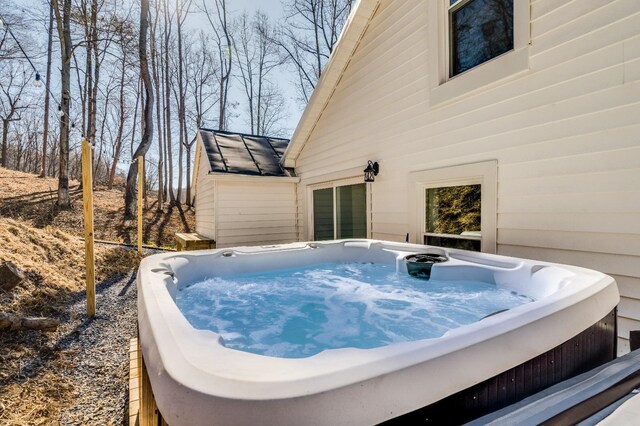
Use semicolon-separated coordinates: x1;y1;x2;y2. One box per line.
137;240;618;425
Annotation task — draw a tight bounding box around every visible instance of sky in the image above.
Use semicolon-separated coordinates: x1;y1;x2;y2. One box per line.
5;0;307;185
11;0;304;138
230;0;284;18
188;0;302;137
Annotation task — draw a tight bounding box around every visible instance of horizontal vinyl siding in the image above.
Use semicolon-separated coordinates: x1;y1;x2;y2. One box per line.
215;180;297;248
195;146;215;240
295;0;640;349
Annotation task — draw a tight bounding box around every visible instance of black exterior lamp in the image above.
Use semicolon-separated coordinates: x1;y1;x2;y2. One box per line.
364;160;379;183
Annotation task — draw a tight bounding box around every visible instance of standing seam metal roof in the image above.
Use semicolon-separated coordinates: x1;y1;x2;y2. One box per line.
199;128;291;177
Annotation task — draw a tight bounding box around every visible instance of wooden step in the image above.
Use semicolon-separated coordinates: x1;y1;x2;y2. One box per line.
175;233;216;251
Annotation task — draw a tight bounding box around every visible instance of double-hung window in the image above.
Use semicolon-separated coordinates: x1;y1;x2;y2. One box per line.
427;0;529;104
448;0;514;77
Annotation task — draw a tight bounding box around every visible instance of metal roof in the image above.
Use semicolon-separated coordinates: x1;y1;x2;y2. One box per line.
199;128;292;177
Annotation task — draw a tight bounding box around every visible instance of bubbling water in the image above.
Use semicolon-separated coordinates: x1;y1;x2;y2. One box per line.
175;263;533;358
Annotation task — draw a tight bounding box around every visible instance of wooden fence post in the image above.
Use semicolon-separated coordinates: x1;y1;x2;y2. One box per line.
81;138;96;316
138;155;144;253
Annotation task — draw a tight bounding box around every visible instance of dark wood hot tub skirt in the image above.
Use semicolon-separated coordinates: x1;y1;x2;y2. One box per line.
381;308;617;425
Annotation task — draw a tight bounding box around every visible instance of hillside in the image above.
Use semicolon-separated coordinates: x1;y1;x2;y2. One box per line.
0;167;194;424
0;167;195;248
0;217;140;424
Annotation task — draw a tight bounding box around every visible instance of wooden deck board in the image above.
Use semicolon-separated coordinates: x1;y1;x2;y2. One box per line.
130;337;166;426
129;338;139;425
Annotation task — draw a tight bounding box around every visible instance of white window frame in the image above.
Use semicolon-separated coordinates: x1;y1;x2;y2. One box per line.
307;177;372;241
427;0;531;106
408;160;497;253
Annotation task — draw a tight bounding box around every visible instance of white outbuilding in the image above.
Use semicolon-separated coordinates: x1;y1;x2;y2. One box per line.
191;129;299;248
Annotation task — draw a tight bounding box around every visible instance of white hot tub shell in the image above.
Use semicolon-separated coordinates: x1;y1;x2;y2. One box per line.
137;240;619;425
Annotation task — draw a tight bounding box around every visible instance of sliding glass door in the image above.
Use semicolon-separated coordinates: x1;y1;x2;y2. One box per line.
312;183;367;240
313;188;334;240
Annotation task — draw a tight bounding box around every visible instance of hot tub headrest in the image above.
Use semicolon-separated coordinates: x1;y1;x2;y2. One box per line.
405;253;449;279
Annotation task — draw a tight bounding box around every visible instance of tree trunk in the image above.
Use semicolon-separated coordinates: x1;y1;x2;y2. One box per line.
52;0;72;208
205;0;232;131
163;0;175;204
175;0;191;206
89;0;99;185
160;39;169;203
151;3;163;209
40;2;54;178
1;118;8;167
124;0;154;218
0;313;59;331
94;91;109;182
185;142;192;206
176;10;183;206
129;78;141;158
177;133;183;204
108;54;127;189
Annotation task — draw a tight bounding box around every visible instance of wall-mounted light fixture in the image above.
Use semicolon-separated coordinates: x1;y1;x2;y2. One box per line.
364;160;379;182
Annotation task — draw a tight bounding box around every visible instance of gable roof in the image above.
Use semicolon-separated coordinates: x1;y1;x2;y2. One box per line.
280;0;381;168
199;128;292;177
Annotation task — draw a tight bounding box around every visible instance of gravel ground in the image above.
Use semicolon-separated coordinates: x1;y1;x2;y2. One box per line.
57;270;138;425
2;269;139;426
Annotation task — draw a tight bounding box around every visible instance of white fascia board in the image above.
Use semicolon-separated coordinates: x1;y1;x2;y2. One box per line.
209;173;300;184
281;0;380;169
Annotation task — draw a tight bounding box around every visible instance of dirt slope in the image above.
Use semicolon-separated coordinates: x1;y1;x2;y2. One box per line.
0;167;195;248
0;167;170;424
0;216;140;425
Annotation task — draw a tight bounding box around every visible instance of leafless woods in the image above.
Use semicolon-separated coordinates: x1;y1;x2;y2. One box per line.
0;0;352;215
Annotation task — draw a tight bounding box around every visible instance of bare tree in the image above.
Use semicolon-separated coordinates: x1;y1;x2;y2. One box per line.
275;0;353;103
185;31;217;206
0;63;31;167
75;0;119;185
201;0;233;130
0;8;25;61
174;0;193;205
150;0;164;207
235;11;286;135
107;13;136;189
124;0;154;218
93;73;118;181
162;0;176;204
187;32;218;130
256;82;288;136
39;1;54;178
12;113;42;173
51;0;73;207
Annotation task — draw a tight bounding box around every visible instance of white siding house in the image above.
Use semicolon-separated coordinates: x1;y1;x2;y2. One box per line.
192;129;299;248
280;0;640;353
